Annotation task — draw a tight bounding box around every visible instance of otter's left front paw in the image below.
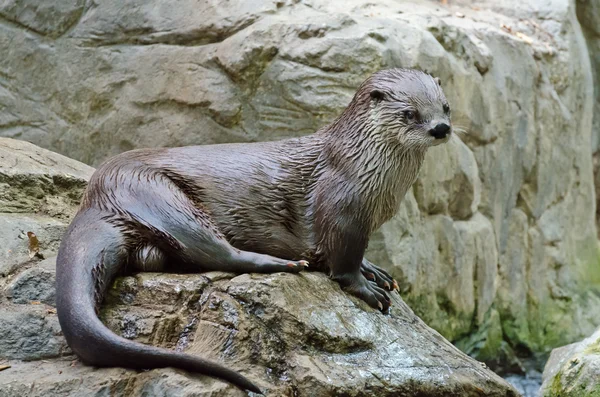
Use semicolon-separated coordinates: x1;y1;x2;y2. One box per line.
336;273;391;314
361;260;398;291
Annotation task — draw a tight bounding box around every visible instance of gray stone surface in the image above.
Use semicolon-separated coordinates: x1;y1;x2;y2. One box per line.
5;262;56;305
0;138;93;278
0;138;93;218
0;140;86;365
576;0;600;152
0;306;67;361
577;0;600;235
414;137;481;220
0;214;65;276
0;0;85;38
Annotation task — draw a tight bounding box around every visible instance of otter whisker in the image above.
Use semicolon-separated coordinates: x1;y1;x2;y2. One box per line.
452;124;470;135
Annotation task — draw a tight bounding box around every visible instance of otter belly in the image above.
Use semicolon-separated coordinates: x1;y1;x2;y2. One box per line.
202;191;313;261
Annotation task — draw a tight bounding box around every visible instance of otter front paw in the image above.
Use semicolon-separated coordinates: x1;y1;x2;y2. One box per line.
335;272;391;314
361;259;398;291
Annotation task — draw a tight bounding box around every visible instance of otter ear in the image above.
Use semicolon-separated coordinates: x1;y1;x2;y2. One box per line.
370;89;384;101
434;77;442;86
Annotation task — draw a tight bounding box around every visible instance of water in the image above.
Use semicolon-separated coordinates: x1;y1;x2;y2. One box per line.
504;369;542;397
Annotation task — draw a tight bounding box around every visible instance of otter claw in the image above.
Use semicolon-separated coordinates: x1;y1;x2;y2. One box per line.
286;260;309;271
299;260;309;268
377;301;383;311
393;280;399;291
365;272;376;281
383;281;391;290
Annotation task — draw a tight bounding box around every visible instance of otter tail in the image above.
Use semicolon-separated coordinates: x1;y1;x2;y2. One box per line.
55;208;261;394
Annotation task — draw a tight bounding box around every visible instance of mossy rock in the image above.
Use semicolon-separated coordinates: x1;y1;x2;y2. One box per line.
541;328;600;396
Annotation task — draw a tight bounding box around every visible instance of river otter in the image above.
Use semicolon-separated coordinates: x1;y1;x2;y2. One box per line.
56;68;452;394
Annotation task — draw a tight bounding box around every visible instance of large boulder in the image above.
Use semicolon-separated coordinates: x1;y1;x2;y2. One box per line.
1;0;598;365
540;327;600;396
0;138;519;395
1;270;521;397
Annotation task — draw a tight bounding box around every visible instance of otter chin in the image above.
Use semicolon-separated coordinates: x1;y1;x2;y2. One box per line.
55;68;453;394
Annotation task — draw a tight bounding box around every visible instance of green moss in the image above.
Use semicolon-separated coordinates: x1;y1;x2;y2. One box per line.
455;309;503;362
575;237;600;286
499;312;533;352
547;371;564;397
583;339;600;355
543;356;600;397
391;244;600;361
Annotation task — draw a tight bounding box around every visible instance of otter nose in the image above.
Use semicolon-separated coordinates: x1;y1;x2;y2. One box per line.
429;122;451;139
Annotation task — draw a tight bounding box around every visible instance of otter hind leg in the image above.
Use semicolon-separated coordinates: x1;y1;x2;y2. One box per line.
125;172;309;275
224;251;309;274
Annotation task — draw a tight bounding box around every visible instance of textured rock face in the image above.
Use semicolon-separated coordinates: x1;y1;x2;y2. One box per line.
541;327;600;396
0;138;93;276
0;138;518;396
0;139;92;366
576;0;600;235
576;0;600;151
1;0;599;372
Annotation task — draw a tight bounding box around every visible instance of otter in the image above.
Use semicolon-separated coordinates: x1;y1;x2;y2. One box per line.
56;68;453;394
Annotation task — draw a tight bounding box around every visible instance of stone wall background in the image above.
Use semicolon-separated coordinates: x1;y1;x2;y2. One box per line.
1;0;599;366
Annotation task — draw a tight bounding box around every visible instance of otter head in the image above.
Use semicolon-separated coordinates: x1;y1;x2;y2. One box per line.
362;68;452;148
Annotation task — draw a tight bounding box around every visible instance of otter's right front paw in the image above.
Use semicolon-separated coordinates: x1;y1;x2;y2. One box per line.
335;273;391;314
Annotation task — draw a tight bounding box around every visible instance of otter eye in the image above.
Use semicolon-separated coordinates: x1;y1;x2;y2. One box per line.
370;89;384;101
443;103;451;114
404;110;417;121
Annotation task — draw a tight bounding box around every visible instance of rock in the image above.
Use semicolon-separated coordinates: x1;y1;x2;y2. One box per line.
0;138;92;276
577;0;600;236
540;327;600;396
0;271;520;396
5;258;56;305
0;138;94;219
0;361;234;397
415;137;481;220
369;206;501;355
0;0;85;38
0;140;89;363
576;0;600;151
0;305;67;361
0;214;66;276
